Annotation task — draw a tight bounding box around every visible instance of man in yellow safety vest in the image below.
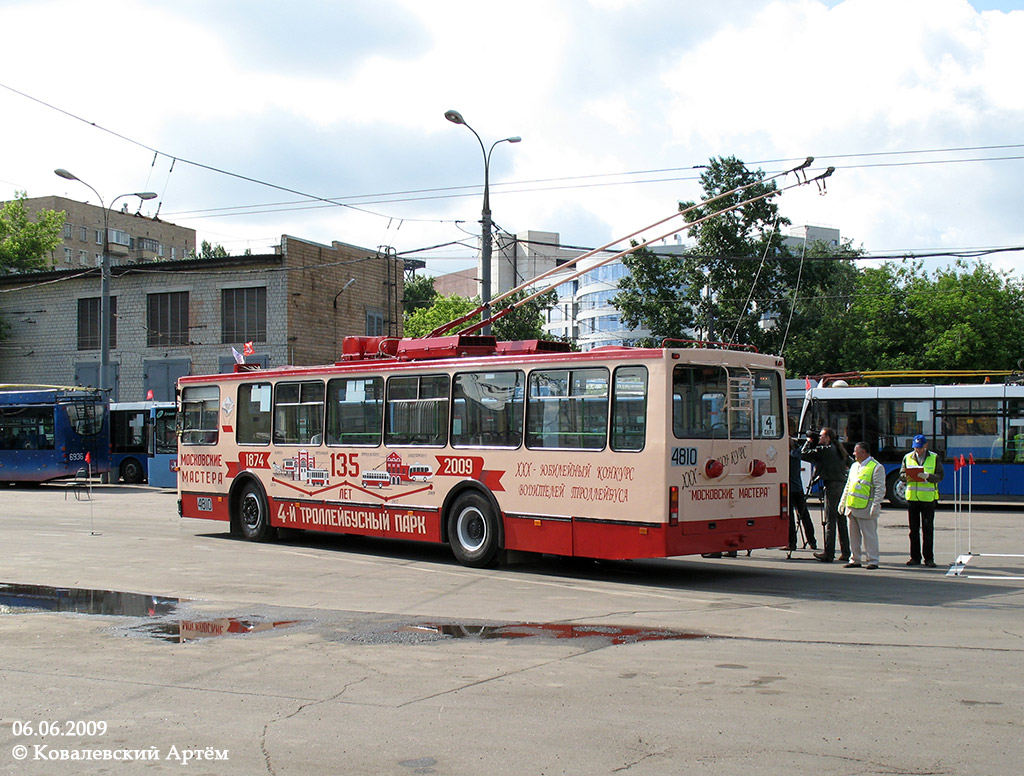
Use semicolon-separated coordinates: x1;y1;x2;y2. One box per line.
840;441;886;569
899;434;945;567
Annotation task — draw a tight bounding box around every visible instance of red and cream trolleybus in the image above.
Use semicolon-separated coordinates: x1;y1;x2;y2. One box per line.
176;335;790;567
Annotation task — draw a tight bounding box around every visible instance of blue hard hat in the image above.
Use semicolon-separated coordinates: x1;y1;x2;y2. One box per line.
912;434;927;448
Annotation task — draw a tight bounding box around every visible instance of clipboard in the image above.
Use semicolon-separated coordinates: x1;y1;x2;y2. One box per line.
905;466;926;482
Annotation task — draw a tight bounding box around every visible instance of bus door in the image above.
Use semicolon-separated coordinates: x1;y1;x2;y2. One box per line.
938;398;1002;498
148;406;178;488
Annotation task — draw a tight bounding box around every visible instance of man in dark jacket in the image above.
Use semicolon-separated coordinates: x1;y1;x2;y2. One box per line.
801;427;850;563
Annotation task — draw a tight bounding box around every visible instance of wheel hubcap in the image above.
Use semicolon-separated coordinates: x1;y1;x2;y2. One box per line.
457;508;486;552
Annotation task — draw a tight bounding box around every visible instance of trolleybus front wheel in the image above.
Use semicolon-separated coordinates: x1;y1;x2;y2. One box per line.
238;482;273;542
448;491;501;568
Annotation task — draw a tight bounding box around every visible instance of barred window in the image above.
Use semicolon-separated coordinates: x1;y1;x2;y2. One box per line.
77;296;116;351
147;292;189;347
222;287;267;344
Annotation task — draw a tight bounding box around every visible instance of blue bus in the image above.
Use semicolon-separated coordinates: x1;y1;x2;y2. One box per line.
799;380;1024;505
0;385;110;483
109;401;177;486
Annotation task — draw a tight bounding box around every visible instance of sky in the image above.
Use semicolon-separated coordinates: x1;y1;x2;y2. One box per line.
2;0;1023;281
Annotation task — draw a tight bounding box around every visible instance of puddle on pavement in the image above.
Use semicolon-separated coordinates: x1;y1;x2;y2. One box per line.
0;583;301;643
0;582;178;617
398;622;708;644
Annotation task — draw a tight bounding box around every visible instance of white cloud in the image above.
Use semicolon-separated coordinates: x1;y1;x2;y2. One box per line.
2;0;1022;278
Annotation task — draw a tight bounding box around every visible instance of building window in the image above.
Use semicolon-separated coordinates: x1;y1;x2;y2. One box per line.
95;230;103;245
171;247;176;260
138;237;159;253
108;228;131;247
221;287;267;344
366;309;385;336
79;226;87;242
78;250;88;265
77;296;117;351
64;247;72;264
63;223;73;239
147;291;189;347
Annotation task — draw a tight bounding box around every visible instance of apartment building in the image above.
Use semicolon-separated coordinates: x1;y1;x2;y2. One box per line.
18;195;197;268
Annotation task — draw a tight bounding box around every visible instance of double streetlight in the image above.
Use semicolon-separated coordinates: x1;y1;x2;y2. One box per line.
55;168;157;395
444;110;520;335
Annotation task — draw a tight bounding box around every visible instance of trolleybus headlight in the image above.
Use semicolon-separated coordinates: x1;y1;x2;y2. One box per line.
748;459;767;477
704;459;724;479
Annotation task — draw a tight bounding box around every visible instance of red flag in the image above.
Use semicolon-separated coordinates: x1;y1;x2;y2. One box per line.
953;457;960;471
968;453;975;465
243;341;255;356
960;454;967;468
146;389;154;400
85;451;91;464
804;376;811;390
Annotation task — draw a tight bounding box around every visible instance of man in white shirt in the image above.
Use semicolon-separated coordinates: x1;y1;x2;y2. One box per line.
840;441;886;569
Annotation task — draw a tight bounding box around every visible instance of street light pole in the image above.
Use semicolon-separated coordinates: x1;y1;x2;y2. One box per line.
55;169;157;395
444;110;520;335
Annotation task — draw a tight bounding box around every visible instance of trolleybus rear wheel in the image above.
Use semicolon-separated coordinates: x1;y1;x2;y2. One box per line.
448;491;501;568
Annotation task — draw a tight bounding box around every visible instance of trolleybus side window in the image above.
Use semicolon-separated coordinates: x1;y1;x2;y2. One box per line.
326;376;383;446
938;398;1001;462
672;366;727;439
610;366;647;452
181;386;220;446
451;370;524;448
0;406;55;450
385;374;449;446
237;382;273;445
526;368;609;450
273;380;325;445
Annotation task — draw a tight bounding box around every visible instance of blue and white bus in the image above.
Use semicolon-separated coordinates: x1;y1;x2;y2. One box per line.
799;379;1024;505
109;401;177;486
0;385;110;483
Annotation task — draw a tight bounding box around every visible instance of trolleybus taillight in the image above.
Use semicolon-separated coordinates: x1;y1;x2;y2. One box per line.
704;459;724;479
669;486;679;526
748;459;767;477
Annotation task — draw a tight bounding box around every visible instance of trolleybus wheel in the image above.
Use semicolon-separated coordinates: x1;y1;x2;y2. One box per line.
448;491;501;568
886;470;909;509
238;482;273;542
120;458;144;484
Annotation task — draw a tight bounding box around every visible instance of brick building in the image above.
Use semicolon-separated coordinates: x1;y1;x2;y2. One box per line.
0;235;402;401
18;195;197;268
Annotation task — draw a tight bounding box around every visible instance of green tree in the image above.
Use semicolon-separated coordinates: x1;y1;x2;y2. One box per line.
403;294;478;338
0;192;65;272
403;274;438;316
403;289;557;341
775;238;862;376
196;240;229;259
617;156;794;350
839;260;1024;373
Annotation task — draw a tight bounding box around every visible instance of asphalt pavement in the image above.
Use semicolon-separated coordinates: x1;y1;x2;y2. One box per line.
2;484;1022;775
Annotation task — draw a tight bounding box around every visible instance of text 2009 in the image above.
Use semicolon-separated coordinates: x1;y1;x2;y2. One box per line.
11;721;108;737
